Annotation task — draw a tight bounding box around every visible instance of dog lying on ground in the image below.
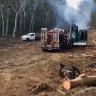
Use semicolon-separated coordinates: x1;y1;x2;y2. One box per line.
59;63;80;79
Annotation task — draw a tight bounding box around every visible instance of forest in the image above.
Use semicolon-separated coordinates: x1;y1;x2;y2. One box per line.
0;0;96;38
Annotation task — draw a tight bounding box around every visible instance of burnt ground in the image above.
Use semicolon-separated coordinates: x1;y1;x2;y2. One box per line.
0;30;96;96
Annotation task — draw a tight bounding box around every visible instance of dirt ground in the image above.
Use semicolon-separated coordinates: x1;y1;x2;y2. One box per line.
0;30;96;96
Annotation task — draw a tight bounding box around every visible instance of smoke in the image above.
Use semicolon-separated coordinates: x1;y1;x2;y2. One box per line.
48;0;95;29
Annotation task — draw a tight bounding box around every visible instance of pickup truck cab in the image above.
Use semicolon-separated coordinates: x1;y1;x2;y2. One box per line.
21;33;35;41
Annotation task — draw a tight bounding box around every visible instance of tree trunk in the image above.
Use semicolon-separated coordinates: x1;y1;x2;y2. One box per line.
63;74;96;90
32;16;34;33
5;8;9;38
1;6;5;37
45;9;48;26
20;11;23;34
29;12;35;33
20;0;23;34
47;11;50;28
29;15;33;33
23;11;26;32
13;14;18;38
29;5;37;33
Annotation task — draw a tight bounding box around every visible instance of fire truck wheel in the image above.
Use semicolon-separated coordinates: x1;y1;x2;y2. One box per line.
26;38;30;41
67;40;72;49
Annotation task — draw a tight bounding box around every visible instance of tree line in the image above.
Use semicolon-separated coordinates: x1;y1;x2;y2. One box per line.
0;0;96;38
0;0;54;38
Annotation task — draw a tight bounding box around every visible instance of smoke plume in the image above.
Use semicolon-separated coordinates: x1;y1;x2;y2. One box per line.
48;0;95;29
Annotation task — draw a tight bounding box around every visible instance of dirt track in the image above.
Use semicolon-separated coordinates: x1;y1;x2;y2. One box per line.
0;30;96;96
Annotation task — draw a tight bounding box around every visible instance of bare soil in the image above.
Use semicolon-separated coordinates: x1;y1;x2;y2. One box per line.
0;30;96;96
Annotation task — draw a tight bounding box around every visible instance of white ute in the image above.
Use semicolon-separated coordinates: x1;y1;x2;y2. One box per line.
21;33;35;41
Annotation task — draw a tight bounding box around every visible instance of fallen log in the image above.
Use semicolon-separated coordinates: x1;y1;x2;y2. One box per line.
63;74;96;90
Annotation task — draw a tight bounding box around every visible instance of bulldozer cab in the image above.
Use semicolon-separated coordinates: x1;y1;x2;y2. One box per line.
70;24;78;42
70;24;87;46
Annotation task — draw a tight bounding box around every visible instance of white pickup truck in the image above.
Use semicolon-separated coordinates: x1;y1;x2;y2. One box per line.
21;33;35;41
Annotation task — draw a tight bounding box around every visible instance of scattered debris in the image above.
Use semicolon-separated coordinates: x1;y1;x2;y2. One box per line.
93;40;96;44
59;63;80;79
57;89;66;95
69;55;73;59
82;63;96;75
73;87;96;96
81;52;94;58
32;83;54;95
83;68;96;76
87;63;96;68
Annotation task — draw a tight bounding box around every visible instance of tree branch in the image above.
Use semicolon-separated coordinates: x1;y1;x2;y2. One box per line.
11;4;16;13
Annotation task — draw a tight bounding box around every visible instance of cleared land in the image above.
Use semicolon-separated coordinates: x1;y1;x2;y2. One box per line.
0;30;96;96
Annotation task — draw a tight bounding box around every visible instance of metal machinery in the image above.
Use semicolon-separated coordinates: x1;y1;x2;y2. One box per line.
70;24;87;46
41;24;87;51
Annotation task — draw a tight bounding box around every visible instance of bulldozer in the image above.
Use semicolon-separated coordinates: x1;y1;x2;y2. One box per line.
41;24;87;51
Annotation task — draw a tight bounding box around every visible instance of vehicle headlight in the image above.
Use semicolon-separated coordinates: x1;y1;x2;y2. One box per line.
21;37;24;39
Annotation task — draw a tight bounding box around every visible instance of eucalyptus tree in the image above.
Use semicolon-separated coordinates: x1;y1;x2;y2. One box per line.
5;0;12;38
10;0;26;38
28;0;41;33
19;0;30;34
0;0;6;37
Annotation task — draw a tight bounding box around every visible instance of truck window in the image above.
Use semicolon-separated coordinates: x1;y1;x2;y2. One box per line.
31;34;34;36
